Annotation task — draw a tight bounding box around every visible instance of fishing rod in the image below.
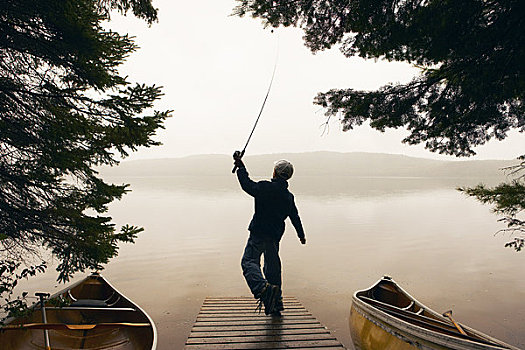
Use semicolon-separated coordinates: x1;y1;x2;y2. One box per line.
232;49;278;174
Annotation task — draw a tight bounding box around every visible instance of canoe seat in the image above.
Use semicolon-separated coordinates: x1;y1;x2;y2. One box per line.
401;301;415;311
71;299;108;307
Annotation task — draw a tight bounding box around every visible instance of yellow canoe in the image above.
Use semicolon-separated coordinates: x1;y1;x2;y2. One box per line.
0;272;156;350
350;276;519;350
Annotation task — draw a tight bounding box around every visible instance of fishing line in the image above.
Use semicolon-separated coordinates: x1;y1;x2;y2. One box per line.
232;34;280;173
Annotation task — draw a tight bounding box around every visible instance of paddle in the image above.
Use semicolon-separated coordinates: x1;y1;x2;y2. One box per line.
442;310;467;336
1;322;151;330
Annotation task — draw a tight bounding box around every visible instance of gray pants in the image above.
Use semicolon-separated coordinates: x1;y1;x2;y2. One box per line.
241;234;283;306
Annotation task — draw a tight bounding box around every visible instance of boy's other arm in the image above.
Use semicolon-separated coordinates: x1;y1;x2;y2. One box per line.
289;197;306;244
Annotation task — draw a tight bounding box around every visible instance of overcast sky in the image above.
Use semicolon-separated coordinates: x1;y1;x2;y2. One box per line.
108;0;523;161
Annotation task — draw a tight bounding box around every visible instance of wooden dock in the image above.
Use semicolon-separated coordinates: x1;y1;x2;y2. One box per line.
184;296;346;349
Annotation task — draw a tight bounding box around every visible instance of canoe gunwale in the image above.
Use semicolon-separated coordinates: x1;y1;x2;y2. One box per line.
351;277;520;350
1;322;152;330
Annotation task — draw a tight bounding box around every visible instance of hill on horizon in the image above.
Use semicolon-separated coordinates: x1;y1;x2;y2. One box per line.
98;152;515;179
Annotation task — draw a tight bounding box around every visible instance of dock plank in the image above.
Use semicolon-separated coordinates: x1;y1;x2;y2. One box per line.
186;333;337;344
200;306;305;311
193;320;322;327
199;309;309;315
190;325;327;332
185;297;346;349
189;329;331;337
184;339;344;349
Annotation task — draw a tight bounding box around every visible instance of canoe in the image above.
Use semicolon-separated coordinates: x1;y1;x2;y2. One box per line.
350;276;519;350
0;272;157;350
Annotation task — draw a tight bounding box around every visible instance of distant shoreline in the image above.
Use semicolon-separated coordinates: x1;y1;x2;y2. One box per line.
99;151;516;179
120;150;517;161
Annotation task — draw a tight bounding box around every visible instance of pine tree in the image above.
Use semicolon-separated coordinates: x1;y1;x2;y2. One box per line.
0;0;169;315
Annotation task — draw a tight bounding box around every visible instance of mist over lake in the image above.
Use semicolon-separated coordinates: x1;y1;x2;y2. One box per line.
18;153;525;349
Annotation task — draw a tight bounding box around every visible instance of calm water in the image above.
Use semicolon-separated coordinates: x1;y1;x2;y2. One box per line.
18;175;525;349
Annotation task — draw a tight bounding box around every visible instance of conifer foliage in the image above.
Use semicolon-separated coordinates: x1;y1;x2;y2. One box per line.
234;0;525;248
0;0;168;312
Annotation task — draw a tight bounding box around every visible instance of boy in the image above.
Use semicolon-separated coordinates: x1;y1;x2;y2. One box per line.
233;152;306;316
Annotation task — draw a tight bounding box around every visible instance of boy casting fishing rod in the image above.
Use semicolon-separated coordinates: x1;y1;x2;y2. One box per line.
233;152;306;316
231;41;305;315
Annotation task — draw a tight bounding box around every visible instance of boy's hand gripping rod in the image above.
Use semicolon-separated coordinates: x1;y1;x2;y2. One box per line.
232;60;277;173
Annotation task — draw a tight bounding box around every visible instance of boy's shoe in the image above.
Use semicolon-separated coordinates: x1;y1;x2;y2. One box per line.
255;283;280;315
265;284;281;315
272;295;284;317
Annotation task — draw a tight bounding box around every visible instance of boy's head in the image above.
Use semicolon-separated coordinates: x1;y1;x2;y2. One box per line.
273;159;294;180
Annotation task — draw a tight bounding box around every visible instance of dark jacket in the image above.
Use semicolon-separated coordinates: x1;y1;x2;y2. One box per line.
236;166;305;241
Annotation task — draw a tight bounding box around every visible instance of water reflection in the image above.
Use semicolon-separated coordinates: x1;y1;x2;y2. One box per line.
104;174;504;198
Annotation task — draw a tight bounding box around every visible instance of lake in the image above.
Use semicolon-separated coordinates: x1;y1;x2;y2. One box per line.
17;174;525;349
